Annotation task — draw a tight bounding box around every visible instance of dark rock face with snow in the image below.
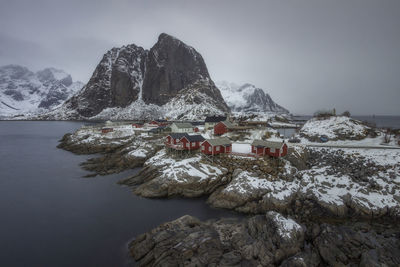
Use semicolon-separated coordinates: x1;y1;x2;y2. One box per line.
142;33;211;106
0;65;83;117
64;45;147;117
217;81;289;114
48;33;229;120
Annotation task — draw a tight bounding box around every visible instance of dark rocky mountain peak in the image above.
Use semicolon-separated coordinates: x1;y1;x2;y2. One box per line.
54;33;229;119
142;33;211;105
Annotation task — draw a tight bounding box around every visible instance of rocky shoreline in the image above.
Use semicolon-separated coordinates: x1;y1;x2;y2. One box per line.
58;125;400;266
58;125;163;176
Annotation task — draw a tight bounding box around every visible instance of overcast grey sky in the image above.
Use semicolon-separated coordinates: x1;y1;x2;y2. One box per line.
0;0;399;115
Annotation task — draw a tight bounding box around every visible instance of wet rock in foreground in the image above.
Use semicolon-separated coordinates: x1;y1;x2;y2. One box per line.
130;212;400;267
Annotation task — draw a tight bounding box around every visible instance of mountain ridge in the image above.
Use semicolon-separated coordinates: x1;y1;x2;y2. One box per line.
0;64;83;117
216;81;289;114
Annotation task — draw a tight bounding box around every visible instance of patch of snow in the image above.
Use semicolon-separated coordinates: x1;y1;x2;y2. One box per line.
267;211;302;239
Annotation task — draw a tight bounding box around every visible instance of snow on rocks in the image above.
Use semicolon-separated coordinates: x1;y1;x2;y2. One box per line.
209;146;399;219
208;166;299;213
58;123;163;175
121;149;229;198
266;211;303;240
130;211;309;267
300;116;369;141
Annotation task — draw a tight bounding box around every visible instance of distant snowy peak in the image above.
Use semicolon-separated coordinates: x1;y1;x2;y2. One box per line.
216;81;289;114
0;65;83;117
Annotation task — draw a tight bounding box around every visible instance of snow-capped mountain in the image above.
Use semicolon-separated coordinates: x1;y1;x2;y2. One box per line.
216;81;289;114
42;33;229;121
0;65;83;118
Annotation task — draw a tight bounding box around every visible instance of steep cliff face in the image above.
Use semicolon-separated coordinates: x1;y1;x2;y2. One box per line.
64;44;147;117
45;33;229;120
142;33;211;106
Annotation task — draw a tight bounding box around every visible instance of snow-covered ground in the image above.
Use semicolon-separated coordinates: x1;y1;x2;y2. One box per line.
145;149;226;183
213;145;400;217
300;116;369;140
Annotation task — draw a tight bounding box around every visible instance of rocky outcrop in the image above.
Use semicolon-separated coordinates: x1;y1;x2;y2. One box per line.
208;148;400;220
300;116;370;141
142;33;212;106
57;124;163;176
314;223;400;266
163;79;230;120
129;212;400;266
62;45;147;118
119;150;229;198
129;212;308;266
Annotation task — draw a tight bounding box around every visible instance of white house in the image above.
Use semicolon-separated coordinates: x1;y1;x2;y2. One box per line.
170;122;194;133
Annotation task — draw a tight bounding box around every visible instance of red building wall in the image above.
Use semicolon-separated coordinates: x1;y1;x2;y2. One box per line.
214;122;228;135
251;144;288;157
180;138;201;150
201;142;231;155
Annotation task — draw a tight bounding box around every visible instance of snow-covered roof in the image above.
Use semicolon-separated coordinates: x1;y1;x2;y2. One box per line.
220;120;235;128
203;137;231;146
172;122;193;129
251;139;285;149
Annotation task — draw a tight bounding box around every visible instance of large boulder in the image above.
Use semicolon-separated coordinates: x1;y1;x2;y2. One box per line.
129;212;306;266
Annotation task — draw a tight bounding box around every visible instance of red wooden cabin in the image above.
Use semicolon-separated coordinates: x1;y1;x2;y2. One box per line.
214;120;235;135
150;119;168;126
201;137;232;155
101;127;113;134
180;135;205;150
166;133;189;145
251;140;288;157
132;123;143;128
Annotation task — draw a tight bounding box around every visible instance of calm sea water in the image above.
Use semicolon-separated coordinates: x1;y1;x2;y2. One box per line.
0;122;240;267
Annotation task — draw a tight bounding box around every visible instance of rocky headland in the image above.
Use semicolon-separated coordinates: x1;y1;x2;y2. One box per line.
58;121;400;266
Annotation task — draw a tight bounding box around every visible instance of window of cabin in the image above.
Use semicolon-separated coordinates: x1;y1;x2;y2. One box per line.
208;146;212;152
216;146;220;152
270;148;275;153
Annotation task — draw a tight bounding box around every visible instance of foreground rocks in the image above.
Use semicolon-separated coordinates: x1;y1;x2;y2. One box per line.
129;212;400;267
